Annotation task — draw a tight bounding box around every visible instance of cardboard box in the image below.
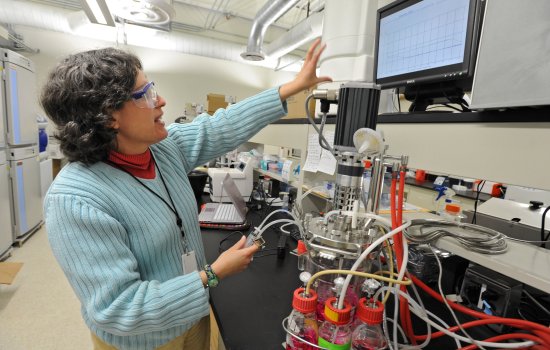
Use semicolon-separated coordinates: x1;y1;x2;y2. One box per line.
207;93;228;114
283;87;316;119
0;262;23;285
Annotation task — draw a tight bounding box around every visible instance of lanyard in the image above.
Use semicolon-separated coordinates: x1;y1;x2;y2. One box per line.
107;150;186;239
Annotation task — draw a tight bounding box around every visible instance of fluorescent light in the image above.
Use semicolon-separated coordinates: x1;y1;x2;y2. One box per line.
80;0;115;26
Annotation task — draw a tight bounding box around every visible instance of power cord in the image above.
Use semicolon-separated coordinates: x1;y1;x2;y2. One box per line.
471;180;486;224
540;205;550;247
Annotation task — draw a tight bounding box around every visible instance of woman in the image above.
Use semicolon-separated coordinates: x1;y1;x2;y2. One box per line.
41;39;331;350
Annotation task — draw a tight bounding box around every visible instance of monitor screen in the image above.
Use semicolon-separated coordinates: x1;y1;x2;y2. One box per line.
375;0;482;90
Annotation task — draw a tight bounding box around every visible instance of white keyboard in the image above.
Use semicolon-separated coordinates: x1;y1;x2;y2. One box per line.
213;205;238;221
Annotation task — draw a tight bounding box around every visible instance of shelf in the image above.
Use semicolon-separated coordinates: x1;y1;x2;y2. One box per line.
254;168;298;186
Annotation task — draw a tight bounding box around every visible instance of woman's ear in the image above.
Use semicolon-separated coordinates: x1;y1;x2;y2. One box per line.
110;110;120;130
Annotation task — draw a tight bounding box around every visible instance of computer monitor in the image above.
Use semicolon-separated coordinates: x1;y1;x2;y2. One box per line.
374;0;484;112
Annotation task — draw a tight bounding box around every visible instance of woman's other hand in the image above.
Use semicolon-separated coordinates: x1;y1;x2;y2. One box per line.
211;235;259;279
279;38;333;101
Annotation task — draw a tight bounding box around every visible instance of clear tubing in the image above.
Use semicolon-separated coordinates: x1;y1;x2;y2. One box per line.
256;209;304;239
337;220;411;309
256;219;300;239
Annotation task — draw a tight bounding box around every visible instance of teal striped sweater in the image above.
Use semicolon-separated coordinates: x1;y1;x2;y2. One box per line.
45;88;286;349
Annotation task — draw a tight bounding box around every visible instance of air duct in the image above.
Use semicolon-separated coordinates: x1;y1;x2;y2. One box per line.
264;11;323;59
0;0;302;71
241;0;301;61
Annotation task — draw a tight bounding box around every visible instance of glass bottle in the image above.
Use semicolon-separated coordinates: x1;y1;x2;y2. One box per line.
286;288;319;350
318;297;352;350
351;298;387;350
439;203;465;223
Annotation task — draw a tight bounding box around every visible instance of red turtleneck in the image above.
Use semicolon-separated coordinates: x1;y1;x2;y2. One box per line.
108;149;156;179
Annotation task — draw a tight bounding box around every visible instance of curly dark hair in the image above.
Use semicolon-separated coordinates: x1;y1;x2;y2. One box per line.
40;48;142;165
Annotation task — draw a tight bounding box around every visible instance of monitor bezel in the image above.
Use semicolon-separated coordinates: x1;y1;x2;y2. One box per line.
374;0;482;90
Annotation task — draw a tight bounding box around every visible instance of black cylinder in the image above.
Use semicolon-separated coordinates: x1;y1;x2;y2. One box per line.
335;83;381;149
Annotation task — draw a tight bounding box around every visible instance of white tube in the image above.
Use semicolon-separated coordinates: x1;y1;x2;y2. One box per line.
337;220;411;309
298;185;326;206
377;287;536;349
257;209;304;239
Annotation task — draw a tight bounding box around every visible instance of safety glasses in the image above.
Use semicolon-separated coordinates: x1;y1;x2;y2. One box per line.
130;81;158;109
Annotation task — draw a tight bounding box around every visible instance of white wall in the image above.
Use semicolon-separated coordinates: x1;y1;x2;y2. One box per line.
17;27;296;127
378;122;550;191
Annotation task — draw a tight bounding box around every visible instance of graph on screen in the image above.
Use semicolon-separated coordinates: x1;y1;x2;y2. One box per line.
377;0;470;79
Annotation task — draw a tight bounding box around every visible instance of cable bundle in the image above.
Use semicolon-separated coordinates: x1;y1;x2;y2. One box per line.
404;219;508;254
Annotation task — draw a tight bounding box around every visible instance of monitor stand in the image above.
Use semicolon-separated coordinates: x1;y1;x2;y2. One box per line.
404;83;470;112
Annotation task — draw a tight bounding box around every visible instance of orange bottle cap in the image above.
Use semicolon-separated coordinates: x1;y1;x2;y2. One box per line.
292;288;317;314
445;203;461;213
357;298;384;325
323;297;351;325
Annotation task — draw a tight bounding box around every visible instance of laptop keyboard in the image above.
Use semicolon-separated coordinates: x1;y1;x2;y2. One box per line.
213;205;238;221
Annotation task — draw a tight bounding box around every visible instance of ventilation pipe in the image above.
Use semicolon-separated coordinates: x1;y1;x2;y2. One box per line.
241;0;301;61
0;0;301;70
264;11;323;59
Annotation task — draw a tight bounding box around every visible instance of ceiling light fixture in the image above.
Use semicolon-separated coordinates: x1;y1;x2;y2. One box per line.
111;0;175;31
80;0;115;26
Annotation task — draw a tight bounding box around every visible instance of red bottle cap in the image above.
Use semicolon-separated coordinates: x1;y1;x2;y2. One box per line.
323;297;351;325
292;287;317;314
297;240;307;255
364;160;372;169
356;298;384;325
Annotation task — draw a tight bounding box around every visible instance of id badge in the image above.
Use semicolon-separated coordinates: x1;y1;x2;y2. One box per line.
182;250;198;275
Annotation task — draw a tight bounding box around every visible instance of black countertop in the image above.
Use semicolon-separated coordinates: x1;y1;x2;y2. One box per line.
201;209;300;350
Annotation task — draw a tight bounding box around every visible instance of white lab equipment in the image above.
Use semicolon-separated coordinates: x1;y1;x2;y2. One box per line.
0;149;13;259
470;0;550;110
1;49;37;147
1;49;42;241
8;146;42;240
207;158;253;202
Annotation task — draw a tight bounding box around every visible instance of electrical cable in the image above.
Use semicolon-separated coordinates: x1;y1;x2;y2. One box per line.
523;290;550;317
540;205;550;246
472;180;486;224
305;94;333;153
218;231;244;253
403;219;508;254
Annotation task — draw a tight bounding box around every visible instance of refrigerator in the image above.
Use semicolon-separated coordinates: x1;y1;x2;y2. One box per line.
0;149;13;259
1;48;42;240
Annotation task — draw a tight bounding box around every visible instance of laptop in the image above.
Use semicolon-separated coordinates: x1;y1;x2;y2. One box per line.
198;173;248;224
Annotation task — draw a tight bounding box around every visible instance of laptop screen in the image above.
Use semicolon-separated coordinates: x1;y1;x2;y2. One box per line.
221;173;248;220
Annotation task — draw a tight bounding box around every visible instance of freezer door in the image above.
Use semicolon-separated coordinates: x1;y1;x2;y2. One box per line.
4;61;38;146
9;155;43;238
0;154;13;256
